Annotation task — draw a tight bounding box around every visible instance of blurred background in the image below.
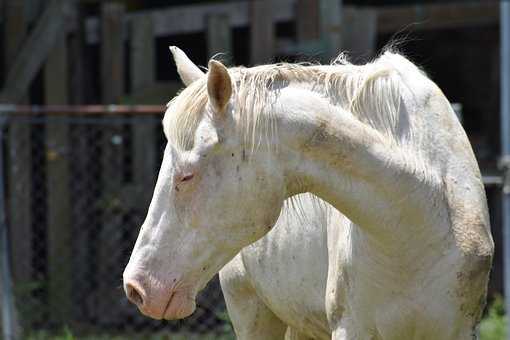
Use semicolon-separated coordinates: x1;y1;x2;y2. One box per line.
0;0;506;339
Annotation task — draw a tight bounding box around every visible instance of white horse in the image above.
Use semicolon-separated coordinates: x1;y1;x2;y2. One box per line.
123;46;493;339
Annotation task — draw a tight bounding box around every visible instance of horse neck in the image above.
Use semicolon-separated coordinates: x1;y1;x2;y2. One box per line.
272;85;444;244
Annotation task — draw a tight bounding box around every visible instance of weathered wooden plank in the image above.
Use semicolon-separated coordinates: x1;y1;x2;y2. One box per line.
129;20;158;323
84;2;499;45
25;0;44;24
68;2;87;104
85;0;295;44
44;28;72;324
250;0;274;64
0;0;67;103
3;1;27;337
4;0;30;277
377;2;499;34
343;7;377;59
97;2;126;324
4;1;26;65
131;14;154;92
130;14;156;205
319;0;343;60
101;3;125;104
206;13;231;59
296;0;320;42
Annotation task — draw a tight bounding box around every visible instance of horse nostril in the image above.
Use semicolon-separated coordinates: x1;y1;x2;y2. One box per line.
126;283;145;307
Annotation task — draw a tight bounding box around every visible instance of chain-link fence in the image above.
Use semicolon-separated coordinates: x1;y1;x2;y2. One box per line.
2;106;233;339
1;105;505;340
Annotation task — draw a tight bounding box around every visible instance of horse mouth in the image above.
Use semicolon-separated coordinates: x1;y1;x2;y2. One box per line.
162;289;197;320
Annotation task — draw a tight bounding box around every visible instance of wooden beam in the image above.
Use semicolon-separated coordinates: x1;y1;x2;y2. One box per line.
4;1;27;66
98;2;126;324
130;14;154;93
250;0;274;64
130;13;156;204
296;0;320;42
25;0;45;24
206;13;232;60
85;0;295;44
44;27;72;324
68;2;87;104
101;2;125;103
319;0;343;60
3;1;27;337
4;0;29;276
343;7;377;59
377;2;499;35
84;2;499;45
0;0;67;103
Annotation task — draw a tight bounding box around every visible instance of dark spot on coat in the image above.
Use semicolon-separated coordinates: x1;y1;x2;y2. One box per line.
231;153;235;157
242;149;246;162
175;186;180;192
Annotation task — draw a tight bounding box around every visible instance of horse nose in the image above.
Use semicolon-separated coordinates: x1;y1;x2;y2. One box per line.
125;281;146;308
123;271;169;319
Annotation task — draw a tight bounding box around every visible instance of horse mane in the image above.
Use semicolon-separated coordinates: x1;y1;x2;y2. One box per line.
163;51;422;151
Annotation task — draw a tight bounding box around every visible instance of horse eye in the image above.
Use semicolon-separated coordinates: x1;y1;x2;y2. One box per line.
180;174;194;182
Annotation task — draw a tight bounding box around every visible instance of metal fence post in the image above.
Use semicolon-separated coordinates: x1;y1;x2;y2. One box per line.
500;3;510;339
0;115;20;340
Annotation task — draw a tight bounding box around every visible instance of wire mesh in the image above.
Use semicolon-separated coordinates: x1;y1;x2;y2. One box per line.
4;111;233;339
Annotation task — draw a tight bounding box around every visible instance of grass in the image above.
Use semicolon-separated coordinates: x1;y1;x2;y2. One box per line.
480;296;506;340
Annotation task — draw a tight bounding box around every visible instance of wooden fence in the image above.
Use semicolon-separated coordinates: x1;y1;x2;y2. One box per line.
0;106;163;328
0;0;502;336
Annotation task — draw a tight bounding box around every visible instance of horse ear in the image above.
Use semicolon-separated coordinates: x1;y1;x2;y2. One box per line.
207;60;232;115
169;46;204;86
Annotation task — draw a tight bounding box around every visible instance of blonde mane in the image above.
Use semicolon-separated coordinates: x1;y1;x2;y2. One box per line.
164;51;419;151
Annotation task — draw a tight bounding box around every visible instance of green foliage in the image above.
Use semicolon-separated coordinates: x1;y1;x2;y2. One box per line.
215;309;235;336
480;295;506;340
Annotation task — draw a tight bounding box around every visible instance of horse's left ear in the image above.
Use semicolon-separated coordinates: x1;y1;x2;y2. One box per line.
207;60;232;116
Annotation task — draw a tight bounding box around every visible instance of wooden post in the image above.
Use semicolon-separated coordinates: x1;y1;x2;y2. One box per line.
68;2;87;105
66;3;93;322
250;0;274;65
131;14;154;94
4;0;30;282
97;2;126;323
130;14;157;205
0;0;67;103
343;8;377;60
206;13;232;60
25;0;44;25
296;0;320;42
129;18;157;322
3;0;27;337
44;27;72;323
101;2;125;104
319;0;343;61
